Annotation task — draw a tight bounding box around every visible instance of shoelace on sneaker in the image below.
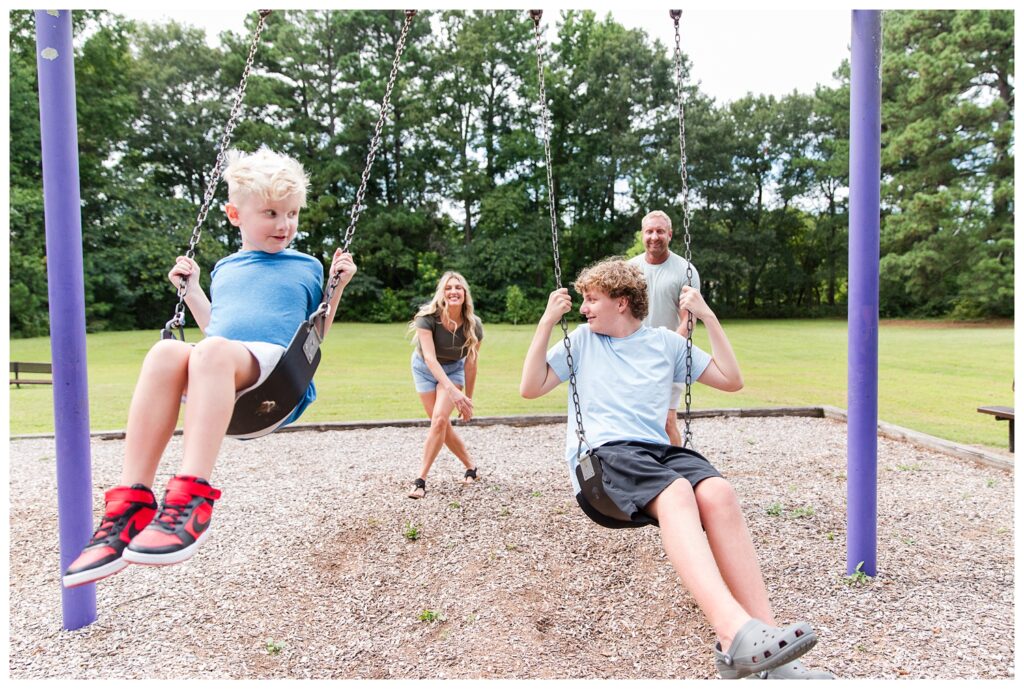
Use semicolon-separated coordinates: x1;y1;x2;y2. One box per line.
87;485;156;543
149;477;220;532
154;496;193;529
88;512;130;544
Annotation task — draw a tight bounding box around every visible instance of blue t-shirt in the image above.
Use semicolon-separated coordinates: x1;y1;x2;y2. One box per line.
546;324;712;493
206;249;324;424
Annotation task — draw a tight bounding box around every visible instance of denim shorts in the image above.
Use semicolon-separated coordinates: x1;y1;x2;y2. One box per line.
411;351;466;393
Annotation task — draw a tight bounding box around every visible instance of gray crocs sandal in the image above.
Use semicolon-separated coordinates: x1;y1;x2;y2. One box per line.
715;619;817;679
745;659;835;680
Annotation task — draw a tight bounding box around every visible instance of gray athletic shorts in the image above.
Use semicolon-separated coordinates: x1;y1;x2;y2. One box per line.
594;440;723;522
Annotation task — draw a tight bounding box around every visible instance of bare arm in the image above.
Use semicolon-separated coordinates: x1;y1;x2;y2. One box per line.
679;286;743;392
521;288;573;399
322;250;356;339
169;256;211;332
464;343;479;400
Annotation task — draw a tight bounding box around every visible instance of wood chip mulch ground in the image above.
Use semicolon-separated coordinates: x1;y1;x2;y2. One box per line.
8;416;1014;679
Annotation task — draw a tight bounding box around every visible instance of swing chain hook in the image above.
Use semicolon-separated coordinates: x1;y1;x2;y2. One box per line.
161;311;185;342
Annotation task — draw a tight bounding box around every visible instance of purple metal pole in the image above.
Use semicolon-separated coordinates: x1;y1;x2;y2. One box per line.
847;10;882;578
35;9;97;629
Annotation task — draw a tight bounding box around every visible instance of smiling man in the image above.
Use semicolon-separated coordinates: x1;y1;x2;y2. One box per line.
628;210;701;446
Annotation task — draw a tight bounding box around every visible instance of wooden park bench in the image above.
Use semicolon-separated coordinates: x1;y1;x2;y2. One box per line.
10;362;53;388
977;405;1014;453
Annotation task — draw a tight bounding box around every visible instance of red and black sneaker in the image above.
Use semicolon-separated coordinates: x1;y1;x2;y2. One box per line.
62;484;157;588
123;475;221;566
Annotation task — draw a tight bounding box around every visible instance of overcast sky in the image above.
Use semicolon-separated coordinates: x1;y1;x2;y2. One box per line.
119;6;852;104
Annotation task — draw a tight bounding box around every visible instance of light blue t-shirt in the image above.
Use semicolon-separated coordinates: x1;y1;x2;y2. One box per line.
546;324;712;493
206;249;324;424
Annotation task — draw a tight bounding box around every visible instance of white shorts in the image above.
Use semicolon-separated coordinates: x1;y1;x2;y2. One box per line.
181;340;286;403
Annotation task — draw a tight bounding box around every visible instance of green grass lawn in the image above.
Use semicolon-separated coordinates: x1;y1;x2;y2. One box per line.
9;320;1014;449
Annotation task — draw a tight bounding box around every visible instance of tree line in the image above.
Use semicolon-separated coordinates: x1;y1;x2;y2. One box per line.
9;9;1014;337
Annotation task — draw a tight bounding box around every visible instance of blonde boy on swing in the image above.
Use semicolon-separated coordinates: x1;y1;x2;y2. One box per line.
64;147;356;587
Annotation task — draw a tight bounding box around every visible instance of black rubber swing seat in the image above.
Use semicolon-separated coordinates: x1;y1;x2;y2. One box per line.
225;318;323;439
574;451;658;529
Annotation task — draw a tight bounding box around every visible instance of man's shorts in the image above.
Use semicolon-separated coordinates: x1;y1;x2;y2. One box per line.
593;440;723;522
411;351;466;393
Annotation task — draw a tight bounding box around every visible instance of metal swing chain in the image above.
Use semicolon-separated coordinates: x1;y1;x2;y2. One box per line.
316;10;417;325
530;10;588;455
163;10;273;340
671;10;696;449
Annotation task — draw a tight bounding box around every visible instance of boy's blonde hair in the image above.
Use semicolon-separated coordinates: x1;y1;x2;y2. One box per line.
223;146;309;206
574;258;649;321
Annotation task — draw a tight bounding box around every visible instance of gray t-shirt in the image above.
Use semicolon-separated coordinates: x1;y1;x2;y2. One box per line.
414;313;484;364
628;251;700;331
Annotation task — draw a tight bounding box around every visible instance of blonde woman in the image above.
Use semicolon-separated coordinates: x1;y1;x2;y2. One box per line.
408;272;484;499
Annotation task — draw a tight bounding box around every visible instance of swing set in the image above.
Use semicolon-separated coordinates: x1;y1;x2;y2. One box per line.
160;10;418;439
33;8;886;632
529;9;700;529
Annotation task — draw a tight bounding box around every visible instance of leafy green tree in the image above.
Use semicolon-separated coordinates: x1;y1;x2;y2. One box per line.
9;8;1010;332
9;12;47;336
551;11;677;272
880;9;1013;318
428;11;531;244
503;284;529;325
804;73;850;308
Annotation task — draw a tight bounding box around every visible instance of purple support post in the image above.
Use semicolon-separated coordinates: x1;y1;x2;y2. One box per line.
847;10;882;577
35;10;97;629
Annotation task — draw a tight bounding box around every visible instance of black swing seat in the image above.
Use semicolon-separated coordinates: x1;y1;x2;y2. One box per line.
226;317;323;439
574;451;658;529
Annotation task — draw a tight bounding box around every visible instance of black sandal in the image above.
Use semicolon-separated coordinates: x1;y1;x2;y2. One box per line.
408;478;426;499
463;467;478;483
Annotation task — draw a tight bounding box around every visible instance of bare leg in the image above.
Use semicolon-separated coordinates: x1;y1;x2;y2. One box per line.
645;478;751;650
665;408;682;447
417;389;474;470
178;337;259;481
120;340;193;487
414;386;460;484
695;478;775;625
